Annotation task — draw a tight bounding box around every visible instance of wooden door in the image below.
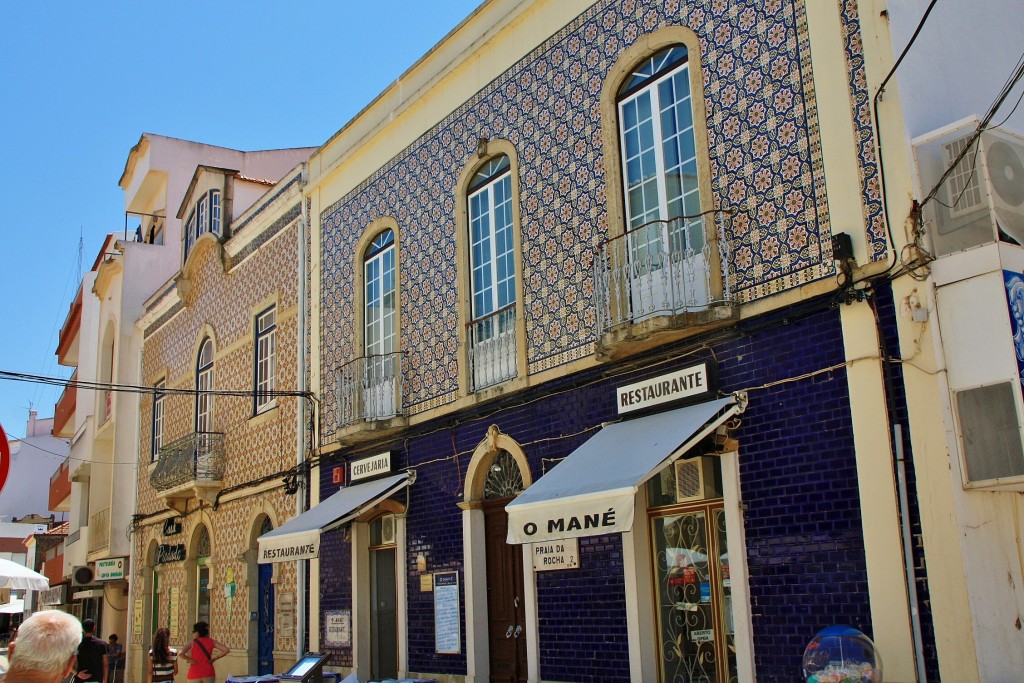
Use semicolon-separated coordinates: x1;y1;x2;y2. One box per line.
483;499;527;683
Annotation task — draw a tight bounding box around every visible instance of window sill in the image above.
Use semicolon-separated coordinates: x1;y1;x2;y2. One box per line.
248;403;280;428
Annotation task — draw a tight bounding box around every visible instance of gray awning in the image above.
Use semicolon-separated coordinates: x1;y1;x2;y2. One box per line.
258;473;410;563
505;397;738;544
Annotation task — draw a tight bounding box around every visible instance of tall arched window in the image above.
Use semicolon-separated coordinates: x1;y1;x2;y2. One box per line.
363;229;398;419
467;154;517;390
196;338;214;436
616;44;711;314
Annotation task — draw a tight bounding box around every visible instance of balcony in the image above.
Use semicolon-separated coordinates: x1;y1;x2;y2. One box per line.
53;372;77;438
337;352;405;429
87;507;109;555
468;304;517;391
56;289;82;367
594;211;739;359
63;526;89;576
150;432;225;512
48;459;71;512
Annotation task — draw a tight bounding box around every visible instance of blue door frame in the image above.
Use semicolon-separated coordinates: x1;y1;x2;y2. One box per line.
258;563;275;675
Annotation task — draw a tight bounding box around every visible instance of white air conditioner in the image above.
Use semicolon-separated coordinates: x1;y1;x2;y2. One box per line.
913;118;1024;257
674;456;719;503
71;565;94;587
380;514;396;545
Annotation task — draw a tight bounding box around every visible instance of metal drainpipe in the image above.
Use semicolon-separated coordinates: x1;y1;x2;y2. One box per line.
295;164;309;658
867;293;926;682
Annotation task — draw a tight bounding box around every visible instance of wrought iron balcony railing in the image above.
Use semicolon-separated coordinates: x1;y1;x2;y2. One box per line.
336;352;405;427
150;431;225;492
595;211;734;333
468;304;517;391
87;507;109;554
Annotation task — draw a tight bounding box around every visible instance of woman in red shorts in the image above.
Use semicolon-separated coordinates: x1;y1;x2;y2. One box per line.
180;621;230;683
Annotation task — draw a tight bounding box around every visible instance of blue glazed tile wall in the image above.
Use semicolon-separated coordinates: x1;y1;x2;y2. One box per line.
319;526;354;667
719;303;871;680
317;0;891;430
316;299;882;681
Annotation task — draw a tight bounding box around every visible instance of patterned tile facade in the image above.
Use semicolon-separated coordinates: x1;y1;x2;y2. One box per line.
132;210;305;662
319;0;900;428
318;303;875;681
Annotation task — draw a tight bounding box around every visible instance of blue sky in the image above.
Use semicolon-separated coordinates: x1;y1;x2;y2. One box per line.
0;1;481;441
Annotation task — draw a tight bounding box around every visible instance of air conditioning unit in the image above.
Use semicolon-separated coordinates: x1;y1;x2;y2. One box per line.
72;565;94;587
674;456;720;503
380;514;396;545
913;118;1024;257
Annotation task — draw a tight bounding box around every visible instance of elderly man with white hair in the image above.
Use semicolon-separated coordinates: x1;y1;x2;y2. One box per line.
6;610;82;683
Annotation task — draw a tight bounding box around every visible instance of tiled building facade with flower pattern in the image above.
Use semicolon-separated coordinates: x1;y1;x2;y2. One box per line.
129;189;307;680
309;0;938;682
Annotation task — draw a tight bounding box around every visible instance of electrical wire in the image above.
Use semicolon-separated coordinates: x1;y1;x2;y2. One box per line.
0;368;313;399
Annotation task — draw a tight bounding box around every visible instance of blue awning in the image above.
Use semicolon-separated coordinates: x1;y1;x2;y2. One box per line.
257;473;409;563
505;397;738;544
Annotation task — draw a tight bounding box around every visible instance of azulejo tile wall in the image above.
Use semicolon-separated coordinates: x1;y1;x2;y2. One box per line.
134;217;304;656
321;0;879;424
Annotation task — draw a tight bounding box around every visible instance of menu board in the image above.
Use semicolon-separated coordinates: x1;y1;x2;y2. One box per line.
168;587;180;636
323;610;351;646
433;571;461;654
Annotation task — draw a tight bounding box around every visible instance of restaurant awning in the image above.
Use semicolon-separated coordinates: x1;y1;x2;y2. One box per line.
505;396;739;544
258;473;410;563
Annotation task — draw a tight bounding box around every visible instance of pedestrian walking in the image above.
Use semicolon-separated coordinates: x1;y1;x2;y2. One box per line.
147;628;177;683
5;611;81;683
75;619;107;683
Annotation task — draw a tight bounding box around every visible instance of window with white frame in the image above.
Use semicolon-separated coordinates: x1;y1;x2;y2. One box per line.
619;45;701;236
254;306;276;413
616;44;712;314
467;154;517;390
152;381;165;460
361;229;398;419
184;190;224;260
196;338;214;435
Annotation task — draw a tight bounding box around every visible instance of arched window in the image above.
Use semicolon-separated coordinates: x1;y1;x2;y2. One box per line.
196;338;214;435
364;229;396;360
618;45;700;233
362;229;398;419
467;154;517;390
611;44;713;318
483;449;525;500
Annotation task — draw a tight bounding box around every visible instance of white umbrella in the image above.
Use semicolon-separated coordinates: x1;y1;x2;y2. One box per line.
0;598;23;614
0;559;48;591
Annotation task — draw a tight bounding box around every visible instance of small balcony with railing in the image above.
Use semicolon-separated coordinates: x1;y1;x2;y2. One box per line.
594;211;738;359
48;459;71;513
335;352;406;444
468;304;517;392
87;507;109;556
53;373;77;439
149;432;225;512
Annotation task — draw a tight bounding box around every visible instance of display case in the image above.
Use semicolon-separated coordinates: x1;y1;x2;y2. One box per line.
802;625;881;683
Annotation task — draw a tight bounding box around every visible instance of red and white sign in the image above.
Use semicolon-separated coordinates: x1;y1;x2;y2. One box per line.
0;423;10;495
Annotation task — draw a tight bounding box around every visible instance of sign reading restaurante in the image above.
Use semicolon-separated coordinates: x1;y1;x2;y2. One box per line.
616;361;713;414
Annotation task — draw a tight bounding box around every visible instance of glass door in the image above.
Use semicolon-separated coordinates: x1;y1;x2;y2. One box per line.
651;502;736;683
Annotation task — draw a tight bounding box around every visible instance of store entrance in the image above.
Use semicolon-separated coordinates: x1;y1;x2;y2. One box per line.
650;500;737;683
483;498;527;683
